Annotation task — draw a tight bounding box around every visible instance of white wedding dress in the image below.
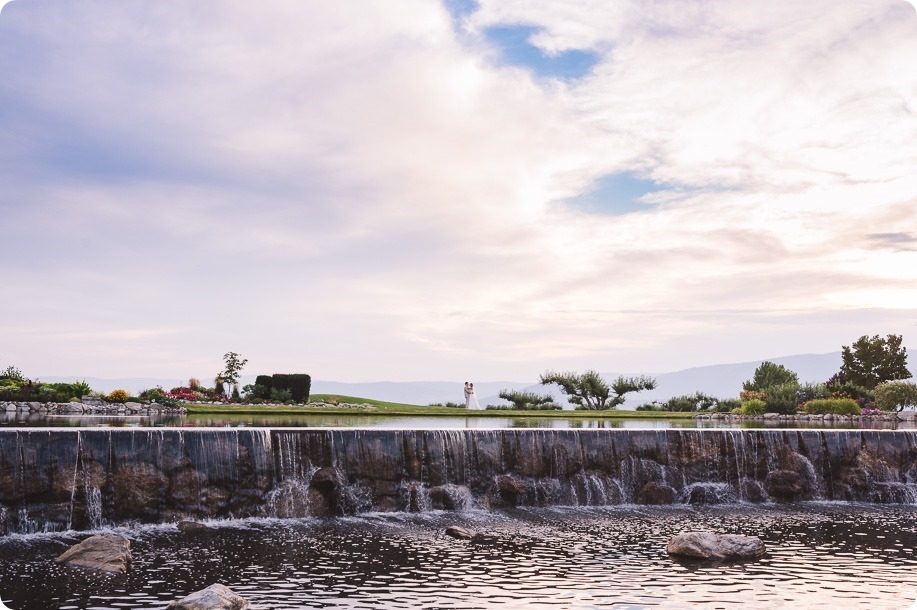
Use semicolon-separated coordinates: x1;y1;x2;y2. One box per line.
465;387;483;410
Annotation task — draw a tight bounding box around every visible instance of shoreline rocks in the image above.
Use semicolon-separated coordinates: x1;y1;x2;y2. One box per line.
666;532;766;560
55;534;132;573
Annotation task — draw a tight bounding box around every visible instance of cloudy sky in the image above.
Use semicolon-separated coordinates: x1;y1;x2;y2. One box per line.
1;0;915;383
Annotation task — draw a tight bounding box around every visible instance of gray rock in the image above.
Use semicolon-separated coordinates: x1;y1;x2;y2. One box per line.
177;520;211;533
166;584;250;609
765;469;807;501
55;534;131;574
666;532;765;560
445;526;473;540
636;482;676;505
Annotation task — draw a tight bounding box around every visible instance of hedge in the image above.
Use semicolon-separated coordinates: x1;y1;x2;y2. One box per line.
270;373;311;403
255;375;273;392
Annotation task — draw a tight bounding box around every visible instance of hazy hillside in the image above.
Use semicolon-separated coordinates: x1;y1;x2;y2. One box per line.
479;352;846;409
37;349;913;408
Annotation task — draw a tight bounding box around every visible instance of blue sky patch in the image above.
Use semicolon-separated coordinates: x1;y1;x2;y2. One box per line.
566;172;661;215
440;1;598;80
482;25;598;80
442;0;477;20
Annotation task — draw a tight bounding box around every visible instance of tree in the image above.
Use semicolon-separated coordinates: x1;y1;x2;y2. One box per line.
742;361;799;392
498;389;560;410
875;381;917;412
840;334;911;390
539;370;656;410
0;360;23;381
220;351;248;396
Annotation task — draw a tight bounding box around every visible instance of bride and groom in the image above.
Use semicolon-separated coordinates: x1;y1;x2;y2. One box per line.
464;381;482;410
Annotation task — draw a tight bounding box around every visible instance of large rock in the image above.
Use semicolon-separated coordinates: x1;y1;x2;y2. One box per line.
765;469;807;501
666;532;766;560
636;482;676;505
55;534;131;573
167;584;250;610
445;525;473;540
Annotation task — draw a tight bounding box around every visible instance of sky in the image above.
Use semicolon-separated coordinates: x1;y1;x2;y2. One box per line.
0;0;916;383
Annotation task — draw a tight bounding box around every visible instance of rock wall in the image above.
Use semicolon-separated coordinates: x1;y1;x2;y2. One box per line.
0;429;915;534
0;400;186;416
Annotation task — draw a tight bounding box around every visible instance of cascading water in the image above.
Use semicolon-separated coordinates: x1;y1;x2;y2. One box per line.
1;428;916;534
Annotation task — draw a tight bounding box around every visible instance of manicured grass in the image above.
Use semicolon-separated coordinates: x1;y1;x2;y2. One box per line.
184;394;698;419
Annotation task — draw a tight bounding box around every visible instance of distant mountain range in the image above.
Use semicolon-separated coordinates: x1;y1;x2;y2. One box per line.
35;350;889;409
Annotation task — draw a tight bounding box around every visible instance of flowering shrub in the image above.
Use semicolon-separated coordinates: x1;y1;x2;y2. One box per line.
740;399;767;416
169;386;199;401
739;390;764;402
166;386;220;402
107;389;130;403
860;408;881;416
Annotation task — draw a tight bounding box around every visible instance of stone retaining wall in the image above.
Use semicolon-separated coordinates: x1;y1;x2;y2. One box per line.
0;399;186;416
694;411;917;423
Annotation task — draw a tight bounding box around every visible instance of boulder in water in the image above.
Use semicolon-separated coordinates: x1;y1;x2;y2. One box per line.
166;584;249;609
445;526;474;540
765;469;807;501
55;534;131;574
636;482;676;505
666;532;765;560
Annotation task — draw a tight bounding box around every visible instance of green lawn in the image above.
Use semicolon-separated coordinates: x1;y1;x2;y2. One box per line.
184;394;697;419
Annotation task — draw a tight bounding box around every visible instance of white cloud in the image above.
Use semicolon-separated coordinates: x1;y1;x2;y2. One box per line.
1;0;916;381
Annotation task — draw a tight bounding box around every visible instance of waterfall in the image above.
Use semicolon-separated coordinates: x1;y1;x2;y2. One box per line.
1;429;916;534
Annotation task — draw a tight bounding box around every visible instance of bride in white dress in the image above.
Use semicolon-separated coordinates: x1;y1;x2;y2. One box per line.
464;381;482;410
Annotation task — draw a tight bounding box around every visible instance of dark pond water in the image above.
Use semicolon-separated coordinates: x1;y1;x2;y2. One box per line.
0;411;908;430
1;504;916;609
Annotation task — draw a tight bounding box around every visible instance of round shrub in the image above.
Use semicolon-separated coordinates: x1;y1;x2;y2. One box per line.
805;398;861;415
107;389;130;403
740;399;767;416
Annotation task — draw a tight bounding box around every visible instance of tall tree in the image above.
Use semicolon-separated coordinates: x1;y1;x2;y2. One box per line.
742;361;799;392
220;351;249;396
540;370;656;410
840;334;911;390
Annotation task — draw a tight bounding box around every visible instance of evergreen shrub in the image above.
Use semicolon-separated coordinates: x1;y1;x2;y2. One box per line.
271;373;311;403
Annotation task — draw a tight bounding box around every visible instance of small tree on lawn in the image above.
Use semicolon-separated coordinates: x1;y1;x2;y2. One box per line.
539;369;656;410
220;351;248;397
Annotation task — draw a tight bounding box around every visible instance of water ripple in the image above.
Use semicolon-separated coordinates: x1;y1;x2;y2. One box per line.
2;505;917;608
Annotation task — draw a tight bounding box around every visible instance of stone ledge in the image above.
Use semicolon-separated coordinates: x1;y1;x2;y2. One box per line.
0;400;186;416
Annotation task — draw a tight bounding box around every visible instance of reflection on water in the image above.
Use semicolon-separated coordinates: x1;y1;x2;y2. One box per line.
1;504;916;609
0;410;909;429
